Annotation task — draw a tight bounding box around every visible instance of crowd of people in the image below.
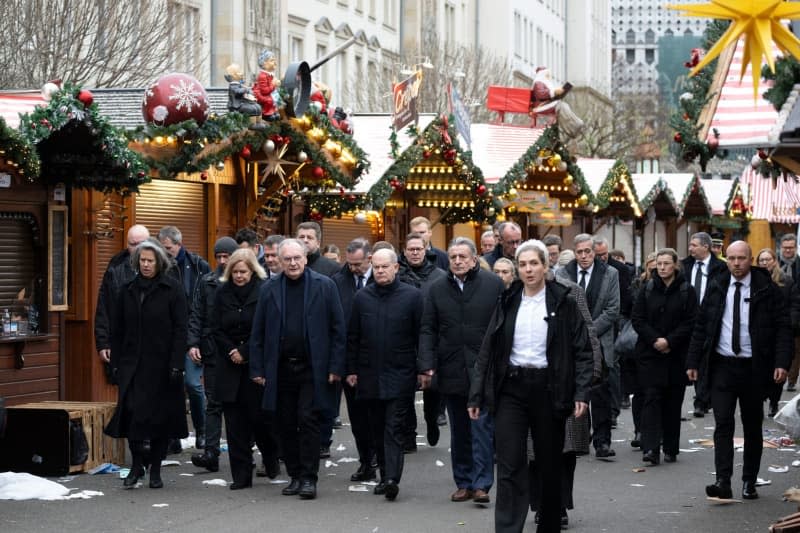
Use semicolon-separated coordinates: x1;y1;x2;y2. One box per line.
95;217;800;533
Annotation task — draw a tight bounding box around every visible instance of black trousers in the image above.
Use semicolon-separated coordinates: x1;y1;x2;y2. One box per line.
590;380;612;448
223;376;273;485
203;362;223;456
710;357;764;483
404;388;442;444
640;384;685;455
495;369;566;533
343;380;375;466
277;360;320;482
622;358;644;433
365;398;409;483
529;451;576;512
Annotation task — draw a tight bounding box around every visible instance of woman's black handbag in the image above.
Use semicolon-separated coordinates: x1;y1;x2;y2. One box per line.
614;319;638;359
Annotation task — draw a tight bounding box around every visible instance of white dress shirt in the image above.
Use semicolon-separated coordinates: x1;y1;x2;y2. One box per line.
509;289;549;368
354;267;372;288
693;257;709;303
716;272;752;358
577;263;594;290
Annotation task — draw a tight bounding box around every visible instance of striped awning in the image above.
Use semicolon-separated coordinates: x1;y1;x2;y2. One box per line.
741;166;800;223
471;124;543;183
0;91;45;128
701;39;780;148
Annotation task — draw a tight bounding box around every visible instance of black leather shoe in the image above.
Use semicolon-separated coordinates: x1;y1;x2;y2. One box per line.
693;407;705;418
332;416;342;428
769;403;779;418
229;479;252;490
642;450;660;465
630;432;641;448
265;457;280;479
319;446;331;459
191;451;219;472
742;480;759;500
123;467;143;488
706;479;733;499
427;423;440;447
561;508;568;528
611;417;618;429
595;444;616;458
351;463;377;482
620;397;631;409
374;481;387;495
437;413;447;426
282;478;301;496
149;472;163;489
298;479;317;499
384;480;399;501
663;453;677;463
167;438;183;455
403;441;417;454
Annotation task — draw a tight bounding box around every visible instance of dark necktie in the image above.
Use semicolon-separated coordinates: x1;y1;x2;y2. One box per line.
694;261;703;304
579;270;588;290
356;275;364;290
732;281;742;355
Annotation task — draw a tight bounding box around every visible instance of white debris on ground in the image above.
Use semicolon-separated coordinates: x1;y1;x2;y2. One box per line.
0;472;104;500
202;479;229;486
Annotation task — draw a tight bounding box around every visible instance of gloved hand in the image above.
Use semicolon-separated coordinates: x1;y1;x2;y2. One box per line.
169;368;184;387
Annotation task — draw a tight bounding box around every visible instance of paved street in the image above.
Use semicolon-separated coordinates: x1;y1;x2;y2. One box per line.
2;390;800;533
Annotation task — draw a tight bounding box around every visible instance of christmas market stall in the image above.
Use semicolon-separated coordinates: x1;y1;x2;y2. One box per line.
358;114;496;247
579;159;641;261
491;125;593;239
630;173;681;258
662;173;713;252
700;176;748;240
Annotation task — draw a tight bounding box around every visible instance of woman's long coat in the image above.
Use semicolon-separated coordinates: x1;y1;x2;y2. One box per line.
105;273;188;440
213;277;264;402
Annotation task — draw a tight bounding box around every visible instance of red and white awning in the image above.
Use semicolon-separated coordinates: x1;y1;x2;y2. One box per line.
471;124;543;183
705;39;780;148
0;91;45;128
741;166;800;223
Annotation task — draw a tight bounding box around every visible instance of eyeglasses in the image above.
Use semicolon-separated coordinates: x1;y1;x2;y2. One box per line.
281;255;304;263
405;247;425;253
503;240;522;246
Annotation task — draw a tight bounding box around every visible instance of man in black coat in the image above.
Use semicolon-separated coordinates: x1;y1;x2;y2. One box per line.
482;221;522;268
95;224;150;374
296;221;340;277
409;216;450;270
346;248;425;501
332;238;377;482
398;232;447;449
419;237;505;504
681;231;727;417
249;238;346;500
687;241;792;501
778;233;800;391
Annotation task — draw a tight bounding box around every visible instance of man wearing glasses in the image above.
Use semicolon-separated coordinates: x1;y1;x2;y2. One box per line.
483;222;523;268
250;238;346;500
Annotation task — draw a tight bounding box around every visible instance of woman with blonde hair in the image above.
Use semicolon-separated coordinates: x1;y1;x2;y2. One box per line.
213;248;275;489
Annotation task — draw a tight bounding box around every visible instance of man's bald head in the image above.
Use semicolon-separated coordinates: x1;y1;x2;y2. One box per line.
126;224;150;254
726;240;752;280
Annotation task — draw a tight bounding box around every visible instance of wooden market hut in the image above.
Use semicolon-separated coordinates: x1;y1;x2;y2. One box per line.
699;176;748;243
662;173;713;253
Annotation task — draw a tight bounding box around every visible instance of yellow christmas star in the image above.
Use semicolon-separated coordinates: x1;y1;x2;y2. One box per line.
668;0;800;98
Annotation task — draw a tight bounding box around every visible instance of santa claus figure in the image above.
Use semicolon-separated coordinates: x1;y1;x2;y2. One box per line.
530;66;584;136
253;49;282;121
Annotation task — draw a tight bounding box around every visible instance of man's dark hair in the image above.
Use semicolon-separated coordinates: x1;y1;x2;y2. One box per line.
346;238;371;256
235;228;259;247
542;234;562;248
297;221;322;241
781;233;797;245
264;234;285;247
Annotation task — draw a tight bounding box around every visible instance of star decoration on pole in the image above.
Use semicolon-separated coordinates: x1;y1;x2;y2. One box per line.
260;143;299;186
667;0;800;98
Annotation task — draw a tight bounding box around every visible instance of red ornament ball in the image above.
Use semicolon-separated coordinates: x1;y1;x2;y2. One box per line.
476;184;487;196
240;145;252;159
310;209;323;221
707;136;719;150
673;132;682;143
77;89;94;108
423;150;431;159
312;166;325;180
200;171;209;180
758;149;768;160
142;73;209;126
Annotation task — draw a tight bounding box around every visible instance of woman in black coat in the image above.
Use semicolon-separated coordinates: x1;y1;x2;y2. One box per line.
105;239;188;489
468;240;593;533
631;248;697;465
213;248;273;489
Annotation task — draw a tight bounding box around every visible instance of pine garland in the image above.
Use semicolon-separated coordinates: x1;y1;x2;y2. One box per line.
18;82;149;195
0;116;39;181
669;20;730;171
762;56;800;111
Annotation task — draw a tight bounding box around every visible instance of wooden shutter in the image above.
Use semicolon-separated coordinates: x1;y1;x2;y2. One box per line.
134;180;208;255
94;194;125;289
321;216;376;252
0;213;37;309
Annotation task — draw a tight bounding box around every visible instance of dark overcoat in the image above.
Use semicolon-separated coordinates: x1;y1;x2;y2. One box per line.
346;278;423;399
686;267;793;394
468;279;594;418
418;266;505;396
249;269;346;412
104;273;188;440
213;277;264;403
631;271;697;389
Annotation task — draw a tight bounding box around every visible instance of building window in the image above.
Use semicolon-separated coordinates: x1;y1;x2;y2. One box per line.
316;44;329;82
445;2;456;46
645;29;655;44
168;1;200;72
290;36;303;62
626;48;635;64
514;11;521;57
645;48;654;64
626;29;635;44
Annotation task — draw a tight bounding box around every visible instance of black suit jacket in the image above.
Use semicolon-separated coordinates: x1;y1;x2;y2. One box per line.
681;254;727;303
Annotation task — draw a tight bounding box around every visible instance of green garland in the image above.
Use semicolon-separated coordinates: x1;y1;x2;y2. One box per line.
0;116;40;180
592;160;633;211
492;125;590;206
669;20;730;171
762;56;800;111
364;114;495;224
18;82;149;195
